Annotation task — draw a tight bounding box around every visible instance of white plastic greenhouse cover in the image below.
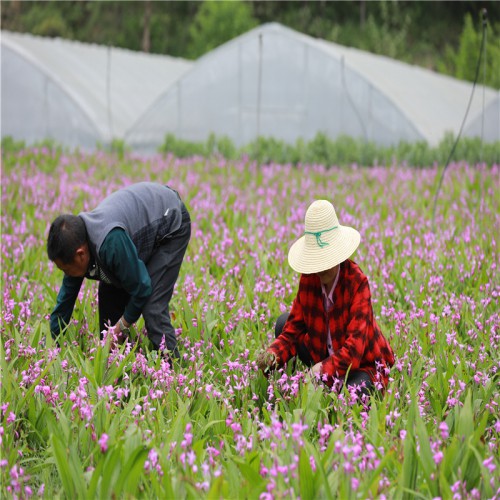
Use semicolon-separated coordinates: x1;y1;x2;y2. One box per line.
126;22;499;152
1;30;193;149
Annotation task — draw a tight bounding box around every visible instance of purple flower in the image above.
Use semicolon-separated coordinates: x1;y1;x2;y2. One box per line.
291;421;308;446
98;433;109;453
483;456;496;474
438;422;449;440
433;451;444;465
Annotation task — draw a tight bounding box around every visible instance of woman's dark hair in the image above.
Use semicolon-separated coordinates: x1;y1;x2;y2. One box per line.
47;214;87;264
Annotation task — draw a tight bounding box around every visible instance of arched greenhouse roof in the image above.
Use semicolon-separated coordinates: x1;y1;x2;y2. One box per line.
1;30;193;149
126;22;499;152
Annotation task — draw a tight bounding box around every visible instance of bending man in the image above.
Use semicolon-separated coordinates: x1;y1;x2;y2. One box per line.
47;182;191;359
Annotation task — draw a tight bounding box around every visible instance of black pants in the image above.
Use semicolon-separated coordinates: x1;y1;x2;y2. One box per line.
275;312;374;395
99;206;191;357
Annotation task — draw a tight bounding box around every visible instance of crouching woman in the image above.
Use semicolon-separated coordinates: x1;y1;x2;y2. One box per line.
256;200;395;398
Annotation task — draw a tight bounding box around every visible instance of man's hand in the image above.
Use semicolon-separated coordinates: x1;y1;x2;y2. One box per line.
116;317;130;335
109;317;130;350
255;350;278;374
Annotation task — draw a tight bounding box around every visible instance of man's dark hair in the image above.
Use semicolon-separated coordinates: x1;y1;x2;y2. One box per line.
47;214;87;264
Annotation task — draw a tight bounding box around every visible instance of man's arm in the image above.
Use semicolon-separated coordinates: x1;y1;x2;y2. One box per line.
50;275;83;339
99;228;152;325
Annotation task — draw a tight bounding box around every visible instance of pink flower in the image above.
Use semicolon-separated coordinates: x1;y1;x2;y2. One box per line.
181;423;193;449
483;457;496;474
291;421;308;446
433;451;444;465
438;422;449;440
98;433;109;453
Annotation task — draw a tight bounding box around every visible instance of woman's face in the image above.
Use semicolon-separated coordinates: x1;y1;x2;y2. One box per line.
316;264;340;285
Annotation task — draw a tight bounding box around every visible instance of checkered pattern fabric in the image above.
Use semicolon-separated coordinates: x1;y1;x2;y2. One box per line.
269;260;395;388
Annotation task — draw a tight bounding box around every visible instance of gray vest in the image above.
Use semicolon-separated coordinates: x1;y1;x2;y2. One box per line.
79;183;183;282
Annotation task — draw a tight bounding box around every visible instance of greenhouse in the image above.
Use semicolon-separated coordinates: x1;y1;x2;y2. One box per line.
1;30;193;150
126;23;499;152
2;24;498;152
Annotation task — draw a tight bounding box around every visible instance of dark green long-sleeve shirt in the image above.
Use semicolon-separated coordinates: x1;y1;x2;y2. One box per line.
50;228;152;338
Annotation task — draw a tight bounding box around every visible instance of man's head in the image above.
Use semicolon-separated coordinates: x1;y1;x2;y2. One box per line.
47;214;90;277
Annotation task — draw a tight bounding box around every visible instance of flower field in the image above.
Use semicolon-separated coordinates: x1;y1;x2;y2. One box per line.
1;148;499;499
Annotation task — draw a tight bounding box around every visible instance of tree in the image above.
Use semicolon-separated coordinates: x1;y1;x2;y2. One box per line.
439;13;500;89
142;0;152;53
187;0;258;59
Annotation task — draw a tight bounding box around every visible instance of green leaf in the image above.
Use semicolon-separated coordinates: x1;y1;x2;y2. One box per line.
361;448;396;497
100;445;122;499
306;440;333;500
207;474;225;500
299;447;317;499
456;391;474;439
87;456;105;499
118;446;149;495
160;471;175;500
400;430;418;498
50;433;76;498
414;413;438;497
235;460;265;488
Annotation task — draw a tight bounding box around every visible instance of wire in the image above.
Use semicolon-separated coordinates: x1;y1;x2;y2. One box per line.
431;8;488;230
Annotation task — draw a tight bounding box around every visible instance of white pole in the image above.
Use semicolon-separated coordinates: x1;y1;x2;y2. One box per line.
256;32;263;141
106;44;114;142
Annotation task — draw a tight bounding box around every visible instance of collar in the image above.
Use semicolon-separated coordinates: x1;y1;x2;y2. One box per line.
321;264;341;303
86;255;97;278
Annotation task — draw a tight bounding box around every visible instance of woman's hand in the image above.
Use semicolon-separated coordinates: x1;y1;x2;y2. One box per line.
255;350;278;374
311;361;323;376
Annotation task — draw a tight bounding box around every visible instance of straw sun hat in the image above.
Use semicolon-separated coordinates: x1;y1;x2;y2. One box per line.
288;200;360;274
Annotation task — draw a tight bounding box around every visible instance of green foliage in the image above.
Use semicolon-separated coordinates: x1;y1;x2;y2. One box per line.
1;136;26;155
456;14;483;82
187;0;258;59
245;136;296;165
1;136;65;159
29;12;71;38
157;132;500;168
96;138;131;160
159;133;209;158
357;1;412;60
159;133;239;160
19;1;72;38
1;148;499;497
438;13;500;89
205;133;239;160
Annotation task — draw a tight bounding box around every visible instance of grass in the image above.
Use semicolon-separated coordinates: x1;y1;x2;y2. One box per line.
1;147;499;498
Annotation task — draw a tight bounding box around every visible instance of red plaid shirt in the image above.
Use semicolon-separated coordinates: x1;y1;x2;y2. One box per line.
269;260;395;388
